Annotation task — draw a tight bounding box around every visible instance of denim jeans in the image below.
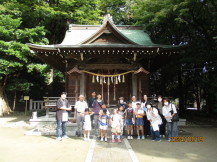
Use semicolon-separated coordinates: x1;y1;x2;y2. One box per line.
167;121;178;139
56;120;66;138
150;125;161;141
93;114;99;135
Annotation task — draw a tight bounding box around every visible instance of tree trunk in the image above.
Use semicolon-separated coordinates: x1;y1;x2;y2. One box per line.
177;68;185;118
13;91;17;111
0;85;11;116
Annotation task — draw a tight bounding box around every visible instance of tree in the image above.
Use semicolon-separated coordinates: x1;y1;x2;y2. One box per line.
0;3;48;115
127;0;217;115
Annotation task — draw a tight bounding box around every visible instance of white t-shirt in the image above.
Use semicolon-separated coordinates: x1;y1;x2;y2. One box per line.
74;100;88;113
111;114;122;127
132;101;138;110
162;104;177;122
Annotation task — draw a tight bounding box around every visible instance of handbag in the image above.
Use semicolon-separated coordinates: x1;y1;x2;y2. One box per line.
62;112;69;122
170;104;179;122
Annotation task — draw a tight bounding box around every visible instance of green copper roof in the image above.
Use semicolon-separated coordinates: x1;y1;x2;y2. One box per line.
120;30;154;46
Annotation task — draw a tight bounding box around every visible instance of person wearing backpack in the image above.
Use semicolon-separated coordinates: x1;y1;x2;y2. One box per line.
162;99;179;141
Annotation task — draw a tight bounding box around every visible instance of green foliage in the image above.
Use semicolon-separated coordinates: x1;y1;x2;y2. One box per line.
127;0;217;115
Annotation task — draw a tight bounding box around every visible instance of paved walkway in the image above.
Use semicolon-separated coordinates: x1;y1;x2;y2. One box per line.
92;138;132;162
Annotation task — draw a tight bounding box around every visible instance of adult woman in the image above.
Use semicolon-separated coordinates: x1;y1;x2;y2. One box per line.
92;94;104;136
162;99;178;141
141;95;151;136
146;102;162;142
156;96;166;138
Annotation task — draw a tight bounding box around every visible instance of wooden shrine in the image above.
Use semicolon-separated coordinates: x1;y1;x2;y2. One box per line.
27;14;186;105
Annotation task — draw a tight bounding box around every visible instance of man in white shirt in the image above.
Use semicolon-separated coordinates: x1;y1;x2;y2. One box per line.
74;95;88;136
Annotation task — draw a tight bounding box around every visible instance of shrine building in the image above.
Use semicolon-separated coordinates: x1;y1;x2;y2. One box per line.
27;14;185;105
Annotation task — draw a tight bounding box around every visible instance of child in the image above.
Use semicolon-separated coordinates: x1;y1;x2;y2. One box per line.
99;104;110;116
125;103;135;140
81;109;94;141
99;109;109;142
111;108;122;143
118;106;125;138
134;103;145;139
99;104;110;138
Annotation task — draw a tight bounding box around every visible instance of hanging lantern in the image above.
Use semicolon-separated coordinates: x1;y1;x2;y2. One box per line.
122;75;125;83
100;76;103;84
104;77;106;84
92;75;95;83
107;77;110;85
115;76;118;84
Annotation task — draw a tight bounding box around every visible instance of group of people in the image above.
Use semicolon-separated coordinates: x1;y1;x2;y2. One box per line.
56;92;179;143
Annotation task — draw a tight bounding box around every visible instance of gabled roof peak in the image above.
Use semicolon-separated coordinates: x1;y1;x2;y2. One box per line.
103;14;114;24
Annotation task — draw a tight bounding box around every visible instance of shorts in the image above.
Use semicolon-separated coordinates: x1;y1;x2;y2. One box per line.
125;119;133;126
111;126;121;134
136;118;144;126
99;125;108;130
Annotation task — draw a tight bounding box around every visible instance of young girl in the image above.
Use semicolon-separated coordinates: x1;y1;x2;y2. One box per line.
81;109;94;141
125;103;135;140
99;109;109;142
134;103;145;139
111;109;122;143
118;106;125;138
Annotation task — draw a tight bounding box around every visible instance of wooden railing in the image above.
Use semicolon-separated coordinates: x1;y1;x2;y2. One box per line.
29;97;76;111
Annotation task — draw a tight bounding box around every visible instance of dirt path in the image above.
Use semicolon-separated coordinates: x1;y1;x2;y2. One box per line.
0;127;90;162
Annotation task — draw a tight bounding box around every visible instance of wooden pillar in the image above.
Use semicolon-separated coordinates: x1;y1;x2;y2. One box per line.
80;73;85;96
132;73;138;97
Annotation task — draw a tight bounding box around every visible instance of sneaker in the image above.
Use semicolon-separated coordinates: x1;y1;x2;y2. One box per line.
130;136;133;140
118;139;122;143
101;138;104;142
111;139;115;143
56;137;62;141
128;136;131;140
105;138;107;142
141;136;145;139
84;138;87;141
157;140;161;142
137;136;140;140
62;135;69;139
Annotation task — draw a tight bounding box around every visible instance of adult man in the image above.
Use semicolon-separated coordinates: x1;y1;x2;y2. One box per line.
88;91;96;108
74;95;88;136
56;92;71;141
88;92;96;126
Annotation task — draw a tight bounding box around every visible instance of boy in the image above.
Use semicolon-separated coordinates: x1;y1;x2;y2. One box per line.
99;109;109;142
